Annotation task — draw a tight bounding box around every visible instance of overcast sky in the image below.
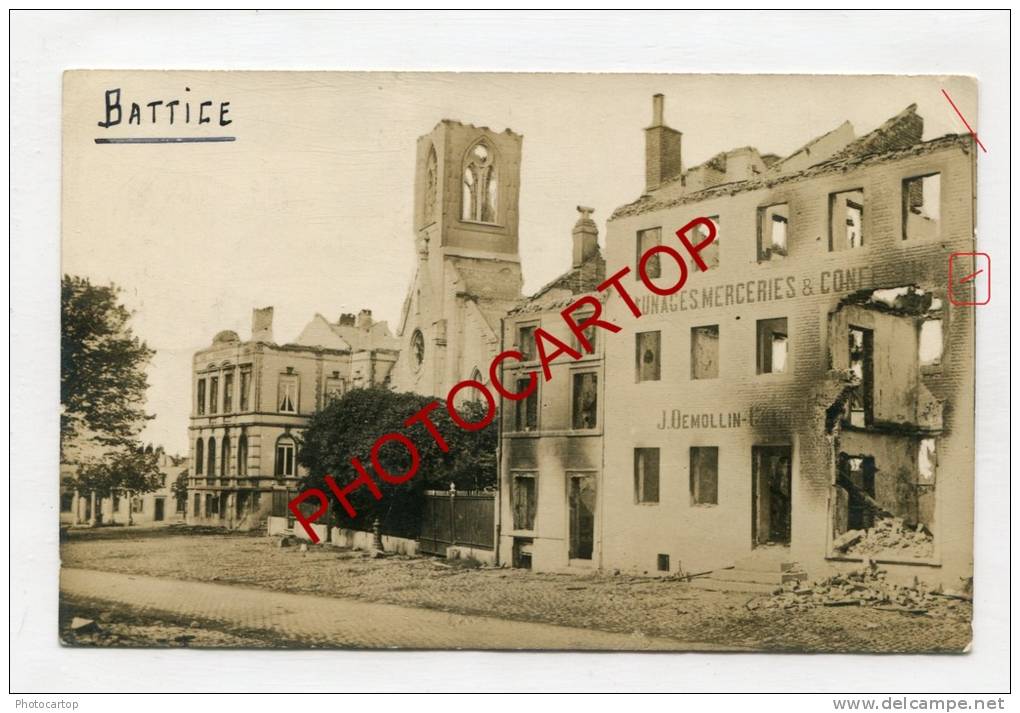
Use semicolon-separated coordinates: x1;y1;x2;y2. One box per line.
62;72;976;453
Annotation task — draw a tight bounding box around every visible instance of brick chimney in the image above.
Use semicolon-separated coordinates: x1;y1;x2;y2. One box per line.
338;313;356;327
645;93;683;193
251;306;274;343
357;309;373;330
572;206;599;268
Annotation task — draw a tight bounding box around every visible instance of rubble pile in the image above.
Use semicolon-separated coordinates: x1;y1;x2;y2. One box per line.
746;565;940;613
836;518;934;559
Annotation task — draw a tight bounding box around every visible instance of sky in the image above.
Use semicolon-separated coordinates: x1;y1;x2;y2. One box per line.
61;72;977;453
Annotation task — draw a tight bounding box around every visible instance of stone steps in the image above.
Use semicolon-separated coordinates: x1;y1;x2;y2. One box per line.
688;556;807;593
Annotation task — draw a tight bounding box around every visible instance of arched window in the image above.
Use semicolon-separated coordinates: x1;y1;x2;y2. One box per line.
195;439;204;475
424;146;438;225
221;437;231;477
469;368;485;403
461;141;498;224
237;435;248;476
207;437;216;478
275;435;296;478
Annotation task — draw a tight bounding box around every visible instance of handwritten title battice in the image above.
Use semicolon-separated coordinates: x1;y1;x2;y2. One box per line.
96;87;232;128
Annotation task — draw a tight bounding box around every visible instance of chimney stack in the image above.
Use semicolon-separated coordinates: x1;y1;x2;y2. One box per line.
645;93;683;193
357;309;373;330
252;306;274;343
572;206;599;268
338;313;356;327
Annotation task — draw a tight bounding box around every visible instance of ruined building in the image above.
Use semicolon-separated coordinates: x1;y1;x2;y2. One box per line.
589;95;974;588
186;306;399;529
499;206;606;570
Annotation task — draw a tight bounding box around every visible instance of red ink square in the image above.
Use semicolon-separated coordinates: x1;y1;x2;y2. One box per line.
949;252;990;306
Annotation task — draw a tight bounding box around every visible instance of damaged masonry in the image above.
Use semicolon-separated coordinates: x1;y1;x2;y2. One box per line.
507;96;975;591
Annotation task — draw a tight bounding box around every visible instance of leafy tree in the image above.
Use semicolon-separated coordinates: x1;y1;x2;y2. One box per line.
171;469;190;504
298;387;498;535
67;446;164;524
61;275;154;453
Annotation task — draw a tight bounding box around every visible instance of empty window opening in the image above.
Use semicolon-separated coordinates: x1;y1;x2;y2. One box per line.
840;455;877;531
462;141;498;224
569;474;596;560
752;446;792;546
637;227;662;279
758;204;789;260
832;445;936;561
514;377;538;432
918;438;937;483
634;448;660;504
695;215;720;269
919;319;943;367
636;331;661;382
517;324;537;362
511;473;537;530
691;325;719;380
829;189;864;251
756;318;788;374
571;372;598;429
239;367;251;411
903;174;941;240
512;538;533;569
846;326;874;427
570;312;599;354
657;554;670;572
690;446;719;505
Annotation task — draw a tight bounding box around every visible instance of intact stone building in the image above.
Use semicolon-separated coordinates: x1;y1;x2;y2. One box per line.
591;95;974;588
186;306;399;529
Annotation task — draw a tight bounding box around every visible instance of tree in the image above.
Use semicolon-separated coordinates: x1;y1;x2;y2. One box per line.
298;387;498;535
61;275;154;454
68;446;163;525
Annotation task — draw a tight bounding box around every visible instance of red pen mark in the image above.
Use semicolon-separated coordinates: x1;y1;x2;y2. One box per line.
949;252;991;306
942;89;986;153
958;269;983;284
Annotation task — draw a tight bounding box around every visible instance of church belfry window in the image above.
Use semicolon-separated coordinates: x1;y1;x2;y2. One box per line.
411;329;425;372
461;141;498;224
424;146;438;225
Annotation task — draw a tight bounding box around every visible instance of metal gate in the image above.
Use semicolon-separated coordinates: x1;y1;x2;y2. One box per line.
419;490;495;556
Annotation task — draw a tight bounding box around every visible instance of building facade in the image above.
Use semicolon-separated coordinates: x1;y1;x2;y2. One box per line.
498;207;606;571
593;96;974;587
186;306;398;529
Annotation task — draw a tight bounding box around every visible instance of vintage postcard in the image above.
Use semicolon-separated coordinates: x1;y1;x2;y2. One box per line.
59;71;977;653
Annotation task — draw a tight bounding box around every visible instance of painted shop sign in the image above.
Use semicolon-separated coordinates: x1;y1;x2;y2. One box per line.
636;265;875;315
657;406;794;431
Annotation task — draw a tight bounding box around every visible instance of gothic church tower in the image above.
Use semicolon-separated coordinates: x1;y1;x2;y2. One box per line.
391;121;524;398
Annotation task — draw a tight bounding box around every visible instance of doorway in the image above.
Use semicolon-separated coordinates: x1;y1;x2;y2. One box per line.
752;446;792;546
568;474;596;561
154;497;165;522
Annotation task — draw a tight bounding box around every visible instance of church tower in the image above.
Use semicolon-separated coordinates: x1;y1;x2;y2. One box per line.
392;121;524;398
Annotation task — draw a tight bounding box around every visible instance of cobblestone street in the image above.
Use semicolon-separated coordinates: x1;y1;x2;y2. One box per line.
61;567;726;650
60;527;972;652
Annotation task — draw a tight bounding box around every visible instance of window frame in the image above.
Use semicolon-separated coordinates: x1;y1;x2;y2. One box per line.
756;317;790;375
636;227;662;280
511;371;540;433
238;366;252;411
901;172;942;241
510;471;538;531
690;324;720;380
570;368;599;431
633;447;661;505
689;445;720;506
196;378;206;416
278;374;299;414
828;188;865;251
515;320;540;363
635;330;662;383
757;203;789;261
275;436;297;478
208;375;219;415
460;140;501;226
